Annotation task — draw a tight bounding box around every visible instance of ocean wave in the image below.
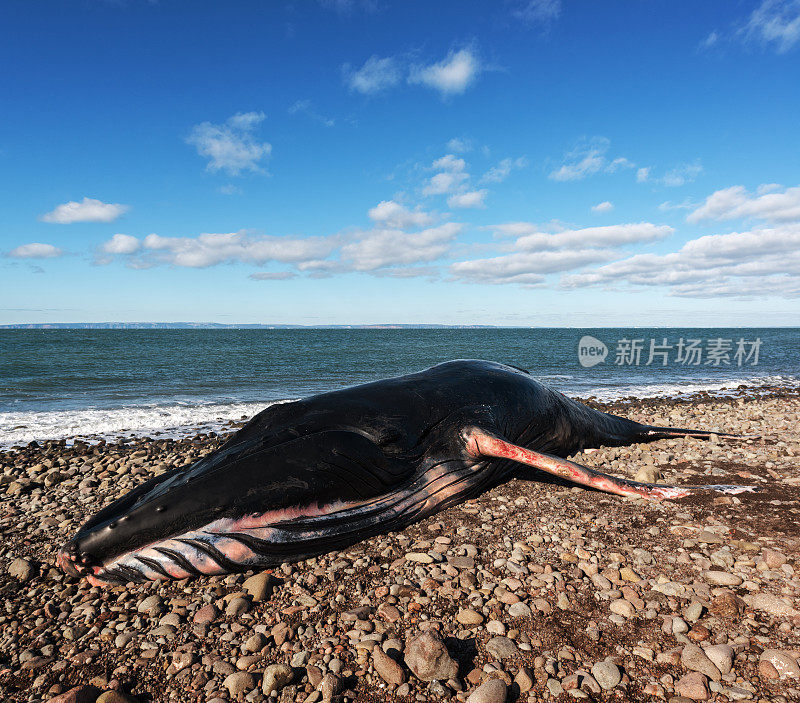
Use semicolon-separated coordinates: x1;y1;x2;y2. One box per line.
574;374;799;401
0;400;290;449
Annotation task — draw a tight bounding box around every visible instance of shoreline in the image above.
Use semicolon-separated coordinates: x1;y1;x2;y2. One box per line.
4;381;799;454
2;391;800;702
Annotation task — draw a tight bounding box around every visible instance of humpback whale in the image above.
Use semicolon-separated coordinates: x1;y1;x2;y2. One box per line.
57;360;754;585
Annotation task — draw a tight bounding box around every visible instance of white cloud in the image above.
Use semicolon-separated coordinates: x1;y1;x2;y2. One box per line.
344;56;402;94
422;154;471;196
512;0;561;24
432;154;466;172
187;112;271;176
482;157;528;183
408;48;482;97
446;137;472;153
448;190;487;209
101;233;140;255
561;223;800;299
367;200;436;228
741;0;800;53
687;184;800;223
591;201;614;213
510;222;672;250
451;249;615;286
121;231;336;269
636;167;650;183
6;243;63;259
40;197;129;224
449;222;671;286
549;138;633;182
338;222;462;271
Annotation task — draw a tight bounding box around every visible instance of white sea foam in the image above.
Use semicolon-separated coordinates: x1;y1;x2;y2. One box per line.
577;374;798;402
0;400;291;449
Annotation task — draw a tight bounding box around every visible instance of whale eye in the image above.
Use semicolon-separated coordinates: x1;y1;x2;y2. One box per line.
108;522;116;530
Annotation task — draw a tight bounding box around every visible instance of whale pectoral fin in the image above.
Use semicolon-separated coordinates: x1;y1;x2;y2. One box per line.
465;428;755;501
633;424;760;442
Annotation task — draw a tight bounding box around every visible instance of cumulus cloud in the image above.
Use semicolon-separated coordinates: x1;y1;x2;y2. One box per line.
451;249;615;286
187;112;272;176
561;223;800;299
408;49;482;97
591;201;614;213
506;222;672;250
448;190;487;209
449;222;671;286
337;222;462;271
422;154;470;196
343;56;402;94
687;184;800;223
6;243;63;259
40;197;129;224
94;204;461;277
101;233;140;255
136;231;334;268
636;167;650;183
482;157;527;183
548;138;633;181
368;200;436;228
741;0;800;53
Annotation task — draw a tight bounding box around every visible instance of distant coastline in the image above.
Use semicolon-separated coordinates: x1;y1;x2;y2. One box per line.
0;323;501;329
2;323;797;329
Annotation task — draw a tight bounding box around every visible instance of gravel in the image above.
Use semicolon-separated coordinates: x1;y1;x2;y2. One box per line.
2;388;800;702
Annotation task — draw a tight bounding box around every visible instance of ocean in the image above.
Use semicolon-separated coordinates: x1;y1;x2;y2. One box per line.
1;328;797;447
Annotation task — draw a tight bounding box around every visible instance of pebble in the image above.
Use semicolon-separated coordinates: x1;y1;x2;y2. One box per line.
759;649;800;679
609;599;635;618
223;671;256;698
372;646;406;685
744;593;800;617
261;663;292;695
9;557;36;582
508;602;532;618
590;661;621;690
703;644;734;675
485;637;518;659
456;609;484;625
404;631;458;682
702;570;742;587
466;679;507;703
674;671;710;700
681;644;721;681
242;572;277;601
95;693;139;703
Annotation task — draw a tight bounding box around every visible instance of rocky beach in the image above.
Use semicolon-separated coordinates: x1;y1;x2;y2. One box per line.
2;389;800;703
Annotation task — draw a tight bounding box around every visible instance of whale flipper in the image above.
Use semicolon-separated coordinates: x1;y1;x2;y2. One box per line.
466;428;755;500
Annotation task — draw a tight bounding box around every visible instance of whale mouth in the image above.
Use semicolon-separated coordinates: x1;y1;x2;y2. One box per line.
56;540;104;579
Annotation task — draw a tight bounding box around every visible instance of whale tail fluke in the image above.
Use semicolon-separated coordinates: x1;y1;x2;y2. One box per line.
466;428;757;501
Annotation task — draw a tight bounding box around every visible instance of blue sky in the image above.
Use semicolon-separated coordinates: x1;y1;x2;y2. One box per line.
2;0;799;326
